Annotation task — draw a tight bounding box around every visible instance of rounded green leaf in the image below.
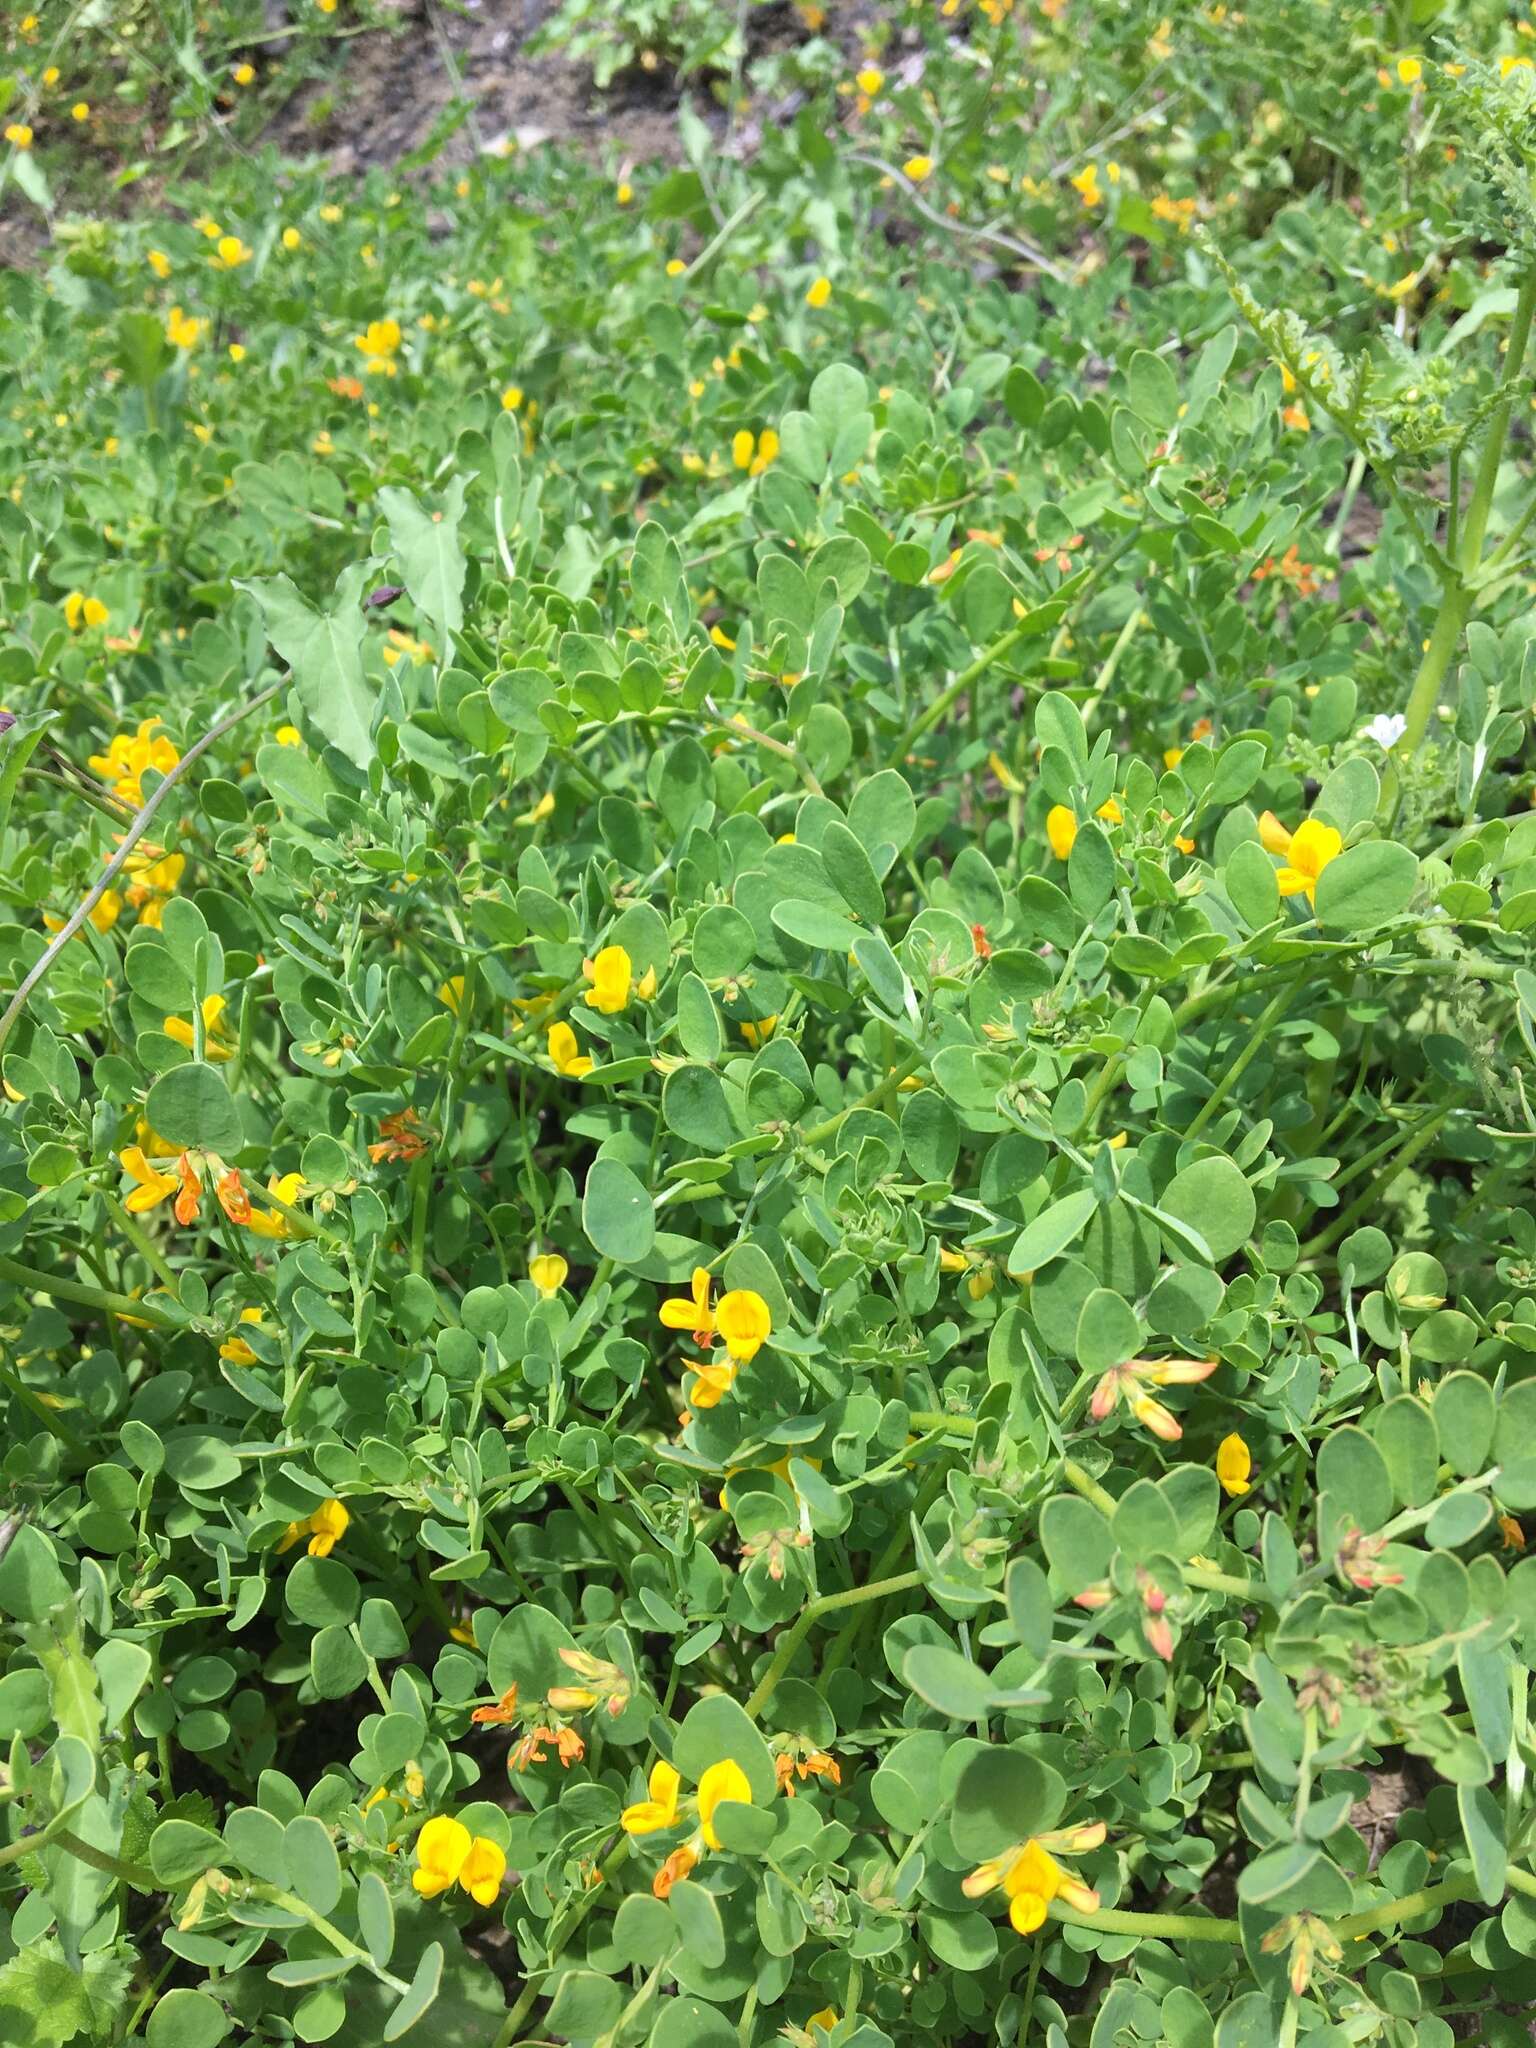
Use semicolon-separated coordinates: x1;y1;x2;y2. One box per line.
1159;1155;1254;1263
582;1155;656;1263
144;1062;244;1155
1314;839;1418;930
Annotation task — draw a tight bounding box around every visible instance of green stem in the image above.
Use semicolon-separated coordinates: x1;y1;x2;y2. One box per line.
1300;1106;1454;1256
889;620;1034;766
1183;980;1301;1143
1396;580;1471;760
1457;266;1536;575
246;1882;410;1994
1333;1873;1480;1938
1049;1901;1244;1942
0;1254;177;1329
52;1828;155;1888
743;1570;925;1720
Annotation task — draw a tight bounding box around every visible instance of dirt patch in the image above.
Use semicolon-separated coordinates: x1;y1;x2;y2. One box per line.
260;0;813;176
1349;1756;1424;1869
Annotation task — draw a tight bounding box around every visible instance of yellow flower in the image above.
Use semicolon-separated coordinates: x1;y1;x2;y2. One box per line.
412;1815;468;1897
500;385;524;411
666;258;687;277
1071;164;1102;207
90;890;123;934
215;235;252;268
808;2013;839;2035
227;343;247;363
1500;54;1533;77
88;720;180;804
275;724;302;746
147;248;172;279
1163;746;1184;769
246;1171;305;1241
1396;55;1422;85
856;65;884;96
902;155;933;182
740;1016;777;1050
583;943;633;1015
307;1499;349;1556
119;1146;180;1216
354;317;402;372
282;226;302;250
530;1253;568;1298
716;1289;771;1364
621;1759;682;1834
438;975;465;1015
64;592;110;631
164;994;235;1062
963;1823;1104;1935
1259;813;1342;900
232;62;256;85
1045;805;1077;861
806;276;832;308
548;1021;594;1078
412;1815;505;1904
617;181;634;204
698;1759;752;1850
732;428;755;471
1216;1432;1252;1497
70;102;89;122
220;1308;265;1365
5;125;34;152
661;1269;716;1348
166;306;204;350
320;203;343;222
752;428;779;475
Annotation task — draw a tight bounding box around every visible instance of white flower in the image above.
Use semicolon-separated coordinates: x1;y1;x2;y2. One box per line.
1361;713;1407;751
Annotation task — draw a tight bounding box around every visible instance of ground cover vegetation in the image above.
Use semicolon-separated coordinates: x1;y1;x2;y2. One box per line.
4;2;1536;2044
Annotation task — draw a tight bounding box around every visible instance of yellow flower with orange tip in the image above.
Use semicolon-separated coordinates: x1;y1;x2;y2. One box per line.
963;1822;1105;1934
1090;1354;1218;1441
412;1815;506;1906
220;1307;266;1365
622;1759;682;1835
547;1020;594;1079
246;1171;305;1241
277;1497;350;1558
661;1267;717;1349
119;1146;180;1216
529;1253;567;1298
1216;1432;1252;1497
583;943;633;1014
1258;812;1342;901
165;993;235;1062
